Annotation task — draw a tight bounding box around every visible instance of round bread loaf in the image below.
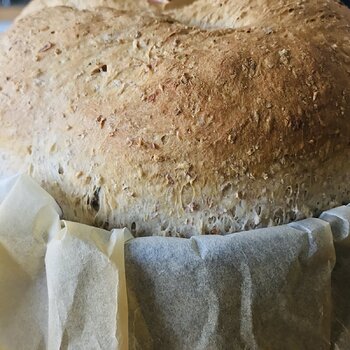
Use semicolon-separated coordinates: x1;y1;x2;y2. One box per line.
0;1;349;237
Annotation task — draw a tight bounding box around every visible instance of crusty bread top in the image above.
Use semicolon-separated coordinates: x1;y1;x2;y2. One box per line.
0;1;349;235
19;0;147;18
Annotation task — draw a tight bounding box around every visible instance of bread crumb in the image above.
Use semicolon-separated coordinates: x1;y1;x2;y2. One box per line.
174;38;180;46
235;191;243;199
126;138;133;147
137;138;145;147
109;129;117;137
96;115;106;128
165;174;174;185
180;73;190;84
210;227;219;235
133;40;140;50
187;202;199;212
91;64;107;75
85;176;92;184
278;49;290;65
39;42;54;53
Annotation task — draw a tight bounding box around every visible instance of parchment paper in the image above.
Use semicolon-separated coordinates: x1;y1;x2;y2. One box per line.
0;175;130;350
126;219;335;350
320;205;350;350
0;174;348;350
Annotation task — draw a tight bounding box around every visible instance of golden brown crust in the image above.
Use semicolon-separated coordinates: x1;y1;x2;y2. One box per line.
0;1;350;236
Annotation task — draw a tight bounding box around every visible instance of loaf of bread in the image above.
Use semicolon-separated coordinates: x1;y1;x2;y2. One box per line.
0;0;349;236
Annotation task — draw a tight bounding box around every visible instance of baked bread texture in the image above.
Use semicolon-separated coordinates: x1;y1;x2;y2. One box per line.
0;0;349;236
19;0;147;18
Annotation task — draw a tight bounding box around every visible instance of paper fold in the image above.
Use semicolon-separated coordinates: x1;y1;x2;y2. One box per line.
318;205;350;349
0;175;129;350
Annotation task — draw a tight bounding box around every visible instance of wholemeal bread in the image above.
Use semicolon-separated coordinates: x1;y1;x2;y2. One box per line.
0;0;349;236
21;0;344;30
19;0;147;18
